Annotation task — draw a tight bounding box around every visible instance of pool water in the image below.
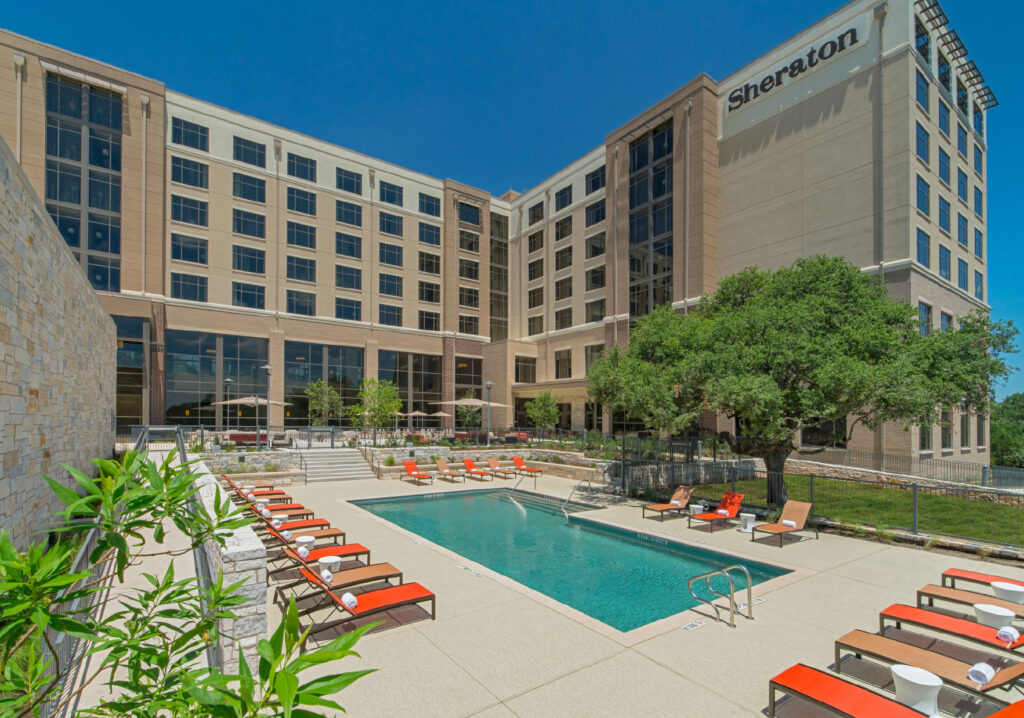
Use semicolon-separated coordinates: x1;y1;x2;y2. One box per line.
354;489;789;632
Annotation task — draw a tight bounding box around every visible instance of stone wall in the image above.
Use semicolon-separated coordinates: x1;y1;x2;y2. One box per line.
200;450;302;475
0;133;115;550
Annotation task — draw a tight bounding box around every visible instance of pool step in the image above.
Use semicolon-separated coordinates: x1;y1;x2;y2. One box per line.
301;448;375;482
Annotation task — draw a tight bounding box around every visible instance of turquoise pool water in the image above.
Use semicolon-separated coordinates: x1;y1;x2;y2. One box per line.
353;489;789;632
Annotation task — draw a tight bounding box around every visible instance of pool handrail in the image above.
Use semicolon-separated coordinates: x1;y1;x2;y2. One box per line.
687;564;754;628
561;478;593;515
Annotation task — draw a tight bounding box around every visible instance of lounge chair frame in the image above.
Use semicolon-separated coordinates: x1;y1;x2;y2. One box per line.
751;500;818;547
642;486;696;522
687;492;745;533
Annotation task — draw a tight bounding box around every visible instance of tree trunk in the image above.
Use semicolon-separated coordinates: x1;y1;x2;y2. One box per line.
763;449;790;507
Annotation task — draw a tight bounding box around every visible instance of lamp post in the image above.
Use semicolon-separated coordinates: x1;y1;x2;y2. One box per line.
223;377;234;432
485;380;494;448
262;364;273;450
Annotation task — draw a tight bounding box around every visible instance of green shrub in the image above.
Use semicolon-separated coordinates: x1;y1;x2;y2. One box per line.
222;442;235;452
384;455;395;467
430;454;440;463
263;462;279;473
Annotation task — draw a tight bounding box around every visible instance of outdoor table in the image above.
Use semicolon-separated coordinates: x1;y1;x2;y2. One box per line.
318;556;342;573
992;581;1024;603
974;603;1014;627
738;512;756;533
295;535;316;550
689;503;704;516
891;664;941;716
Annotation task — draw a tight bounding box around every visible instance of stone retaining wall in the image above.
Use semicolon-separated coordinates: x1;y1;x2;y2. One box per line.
200;450;302;475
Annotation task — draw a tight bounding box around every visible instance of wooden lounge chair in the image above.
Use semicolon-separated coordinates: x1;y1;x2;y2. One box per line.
918;584;1024;619
462;458;493;481
220;474;276;492
835;628;1024;704
402;460;434;485
277;563;403;604
943;569;1024;591
751;500;817;546
688;492;744;533
513;456;542;478
486;457;517;479
256;517;333;534
434;459;465;482
261;507;315;521
769;663;927;717
262;523;347;549
880;604;1024;653
642;486;695;522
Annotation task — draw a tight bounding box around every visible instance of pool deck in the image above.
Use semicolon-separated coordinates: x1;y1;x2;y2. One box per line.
277;475;1024;717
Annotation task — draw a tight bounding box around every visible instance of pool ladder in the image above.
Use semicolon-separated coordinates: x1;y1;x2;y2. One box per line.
560;478;592;516
687;565;755;628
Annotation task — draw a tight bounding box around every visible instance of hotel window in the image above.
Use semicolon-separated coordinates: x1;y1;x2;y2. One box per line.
287;187;317;216
920;424;932;451
335;265;361;290
974;187;983;217
459;259;479;281
336;232;361;258
379;243;403;267
379;212;403;237
419;281;440;303
88;171;120;212
554;350;571;379
336;200;362;227
528;201;544;225
957;170;967;201
88;214;120;253
555;185;572;211
171;234;207;265
528;231;544;253
914;17;930;62
45;161;80;204
233;173;265;203
233;136;266;168
458;315;479;335
46;118;81;161
957;125;967;156
527;315;543;336
957;259;968;290
419;222;441;245
286;290;315;316
941;312;952;332
586;232;606;258
974;104;984;137
287;221;316;249
419;252;440;274
974;230;983;259
629;121;673;317
915;71;928;112
916;229;929;268
232;282;265;309
585;299;605;323
515;357;536;383
941;411;952;448
975;271;984;301
528;288;544;308
585;344;604;371
171;117;208;151
458;202;481;226
287;152;316;182
961;412;971;449
919;302;932;336
171;156;206;188
459;230;479;253
233;209;265;238
87;256;120;292
938;148;950;185
915;123;929;164
555;308;572;330
233;245;265;274
89;131;119;170
379;180;403;206
419;311;440;331
938;197;950;232
88;87;121;129
286;256;316;283
555;246;573;271
336;298;361;321
379;273;403;297
528;259;543;281
336;168;362;195
170;272;207;302
171;195;208;227
938;102;950;136
957;214;967;246
915;176;929;216
585;166;606;194
585;200;606;227
974;146;983;174
48;205;80;246
379;305;402;326
939;245;950;280
938;51;951;92
978;414;986;446
419;193;441;217
46;76;82;117
555;216;572;241
459;287;479;308
555;277;572;300
956;79;968;115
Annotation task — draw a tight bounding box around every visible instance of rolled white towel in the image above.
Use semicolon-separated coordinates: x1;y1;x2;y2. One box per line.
261;508;271;518
781;519;797;529
716;509;729;516
997;626;1020;645
341;592;359;610
271;519;282;530
247;493;256;500
282;530;292;540
297;546;310;559
670;500;682;506
256;501;267;511
320;568;333;583
967;662;996;686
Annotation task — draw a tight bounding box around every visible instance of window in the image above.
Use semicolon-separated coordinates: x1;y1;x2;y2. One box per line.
555;246;572;271
555;308;572;330
418;252;440;274
938;197;950;232
555;185;572;211
974;229;983;259
555;216;572;241
46;118;81;161
458;202;481;226
418;311;440;331
961;412;971;449
287;153;316;182
419;222;440;245
956;79;968;114
585;344;604;371
335;232;360;258
974;104;984;137
916;229;930;267
919;302;932;336
586;232;606;258
286;255;316;283
974;187;983;217
459;258;479;280
419;281;440;303
336;168;362;195
379;180;403;206
941;411;952;449
957;169;967;201
171;156;207;188
233;209;265;238
232;282;265;309
585;166;606;195
87;214;120;253
555;277;572;300
419;193;440;216
459;287;479;308
586;200;606;227
939;245;950;280
170;272;207;302
233;245;265;274
287;290;315;316
957;125;967;156
554;350;571;378
87;87;121;129
45;161;80;204
957;214;967;246
336;298;361;321
919;422;932;451
171;195;208;226
974;146;983;174
515;357;536;383
938;51;951;91
171;117;208;151
287;222;316;249
528;231;544;253
459;315;479;334
87;256;119;292
379;273;403;297
379;243;403;267
379;212;403;236
915;176;929;216
528;315;544;336
46;76;82;118
336;200;362;227
915;71;928;111
938;148;950;184
528;259;543;281
938;102;950;136
975;271;984;301
88;171;120;212
379;304;402;326
528;201;544;225
915;123;929;164
287;187;316;216
171;234;207;264
941;312;952;332
528;287;544;308
233;136;266;167
89;129;122;170
585;299;605;323
915;17;930;62
957;259;968;290
335;265;361;289
48;205;80;246
459;230;479;253
978;414;986;446
233;173;266;203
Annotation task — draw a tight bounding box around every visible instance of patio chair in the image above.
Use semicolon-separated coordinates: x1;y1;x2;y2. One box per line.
402;460;435;485
942;568;1024;591
751;500;817;546
917;584;1024;619
276;562;403;606
462;458;493;481
259;507;315;521
880;604;1024;653
769;663;935;717
434;459;465;482
512;456;542;479
687;492;745;533
486;457;517;479
642;486;695;522
220;474;276;492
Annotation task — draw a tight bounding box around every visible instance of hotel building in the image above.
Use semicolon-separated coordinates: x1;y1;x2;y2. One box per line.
0;0;996;464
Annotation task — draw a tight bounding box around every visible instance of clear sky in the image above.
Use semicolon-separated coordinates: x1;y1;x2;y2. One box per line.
4;0;1021;396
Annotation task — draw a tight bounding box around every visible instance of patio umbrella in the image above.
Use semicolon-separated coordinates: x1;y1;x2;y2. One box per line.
434;398;510;408
430;411;451;417
406;410;429;430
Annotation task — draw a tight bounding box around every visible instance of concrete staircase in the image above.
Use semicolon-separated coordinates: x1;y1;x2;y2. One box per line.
300;448;376;482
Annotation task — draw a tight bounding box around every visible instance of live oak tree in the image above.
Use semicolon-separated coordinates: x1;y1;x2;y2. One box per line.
588;256;1016;505
525;391;560;431
991;393;1024;467
304;378;343;426
455;391;481;429
346;378;403;445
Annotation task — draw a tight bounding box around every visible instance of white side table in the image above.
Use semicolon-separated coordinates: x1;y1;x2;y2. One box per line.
319;556;342;574
738;512;757;533
295;535;316;550
689;504;705;516
891;664;941;717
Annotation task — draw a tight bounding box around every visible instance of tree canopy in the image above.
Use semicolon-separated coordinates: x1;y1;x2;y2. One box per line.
456;391;481;428
991;392;1024;467
588;256;1016;503
346;378;402;443
525;390;560;430
304;378;342;426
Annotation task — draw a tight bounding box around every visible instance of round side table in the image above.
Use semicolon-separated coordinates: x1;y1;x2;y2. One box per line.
738;512;757;533
891;664;941;717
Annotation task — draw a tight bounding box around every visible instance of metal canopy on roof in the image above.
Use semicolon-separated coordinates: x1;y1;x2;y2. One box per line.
976;86;998;110
938;28;967;62
916;0;948;31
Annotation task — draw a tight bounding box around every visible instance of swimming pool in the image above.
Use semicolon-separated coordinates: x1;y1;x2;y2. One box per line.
353;489;790;632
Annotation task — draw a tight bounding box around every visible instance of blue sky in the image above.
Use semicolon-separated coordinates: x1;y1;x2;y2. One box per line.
5;0;1021;396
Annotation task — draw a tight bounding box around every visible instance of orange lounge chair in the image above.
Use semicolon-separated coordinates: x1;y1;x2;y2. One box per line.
880;604;1024;653
770;663;941;717
262;523;348;551
486;457;517;479
220;474;276;492
260;507;315;521
402;460;435;485
462;458;493;481
434;459;465;482
918;583;1024;619
751;500;817;546
642;486;695;522
943;568;1024;591
256;517;333;535
688;492;744;533
276;562;403;605
512;456;542;478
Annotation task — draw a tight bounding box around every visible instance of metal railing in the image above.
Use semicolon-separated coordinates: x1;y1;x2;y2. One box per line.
687;565;754;628
561;478;593;515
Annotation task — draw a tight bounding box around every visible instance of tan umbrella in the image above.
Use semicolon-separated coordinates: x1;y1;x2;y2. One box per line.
434;398;510;408
210;396;290;407
430;411;451;417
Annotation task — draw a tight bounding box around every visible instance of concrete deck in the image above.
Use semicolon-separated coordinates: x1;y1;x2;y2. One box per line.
270;475;1024;717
